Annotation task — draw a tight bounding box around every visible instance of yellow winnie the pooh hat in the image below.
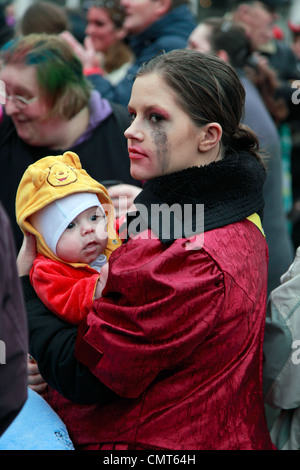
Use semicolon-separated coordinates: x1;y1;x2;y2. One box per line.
16;151;121;267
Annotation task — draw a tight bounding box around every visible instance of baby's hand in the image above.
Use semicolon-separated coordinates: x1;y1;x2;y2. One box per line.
94;263;109;298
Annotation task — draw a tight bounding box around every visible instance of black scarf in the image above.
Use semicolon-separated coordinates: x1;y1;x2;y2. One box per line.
126;151;266;243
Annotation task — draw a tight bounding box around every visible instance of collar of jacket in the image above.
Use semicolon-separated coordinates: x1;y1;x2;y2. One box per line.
127;151;266;243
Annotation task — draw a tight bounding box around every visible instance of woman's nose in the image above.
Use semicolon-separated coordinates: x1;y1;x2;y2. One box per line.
4;99;19;115
124;119;143;141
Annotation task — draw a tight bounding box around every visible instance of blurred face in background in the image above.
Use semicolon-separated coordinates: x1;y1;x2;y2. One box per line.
0;64;60;147
85;6;124;52
292;35;300;60
121;0;166;35
187;24;213;53
249;4;274;48
234;2;274;49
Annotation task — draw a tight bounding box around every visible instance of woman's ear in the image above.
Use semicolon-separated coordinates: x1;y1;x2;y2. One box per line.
198;123;222;152
216;49;229;63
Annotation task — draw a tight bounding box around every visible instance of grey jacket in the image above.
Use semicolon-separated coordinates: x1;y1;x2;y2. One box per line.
264;246;300;449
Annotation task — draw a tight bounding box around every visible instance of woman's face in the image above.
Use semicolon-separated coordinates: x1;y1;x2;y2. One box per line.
187;24;213;53
125;73;205;181
85;7;119;53
0;64;62;147
293;35;300;60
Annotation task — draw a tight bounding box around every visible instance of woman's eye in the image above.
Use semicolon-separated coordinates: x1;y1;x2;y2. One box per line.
129;113;136;123
149;113;164;124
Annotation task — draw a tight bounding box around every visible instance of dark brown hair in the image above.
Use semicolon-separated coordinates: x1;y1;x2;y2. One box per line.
19;1;69;36
137;49;262;162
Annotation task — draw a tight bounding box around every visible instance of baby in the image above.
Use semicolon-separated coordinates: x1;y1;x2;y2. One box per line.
16;151;121;324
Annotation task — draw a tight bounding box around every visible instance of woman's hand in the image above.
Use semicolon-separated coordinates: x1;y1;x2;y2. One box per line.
107;184;141;218
17;232;37;276
27;355;48;395
60;31;104;70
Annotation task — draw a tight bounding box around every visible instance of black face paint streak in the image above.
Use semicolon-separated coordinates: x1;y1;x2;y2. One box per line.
151;127;169;174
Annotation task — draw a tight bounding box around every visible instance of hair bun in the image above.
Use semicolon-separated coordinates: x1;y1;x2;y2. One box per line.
231;124;259;153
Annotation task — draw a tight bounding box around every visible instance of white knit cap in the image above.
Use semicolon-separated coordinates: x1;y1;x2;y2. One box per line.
30;192;104;255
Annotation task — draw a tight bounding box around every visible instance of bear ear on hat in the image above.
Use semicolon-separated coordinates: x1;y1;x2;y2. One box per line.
29;167;48;189
61;151;82;170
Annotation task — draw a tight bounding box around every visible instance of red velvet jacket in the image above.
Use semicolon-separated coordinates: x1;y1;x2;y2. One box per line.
28;152;275;450
47;219;274;450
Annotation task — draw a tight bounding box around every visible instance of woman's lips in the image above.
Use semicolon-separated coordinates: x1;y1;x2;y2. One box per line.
128;147;148;159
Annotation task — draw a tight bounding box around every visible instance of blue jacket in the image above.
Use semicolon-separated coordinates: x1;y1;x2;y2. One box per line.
0;388;74;450
89;5;197;107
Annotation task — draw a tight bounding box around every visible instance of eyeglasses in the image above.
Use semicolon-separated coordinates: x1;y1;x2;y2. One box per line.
4;94;38;109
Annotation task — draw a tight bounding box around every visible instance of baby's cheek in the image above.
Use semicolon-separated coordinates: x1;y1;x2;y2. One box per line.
96;225;108;243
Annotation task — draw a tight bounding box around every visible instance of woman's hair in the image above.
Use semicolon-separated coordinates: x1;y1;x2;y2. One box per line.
137;49;261;162
84;0;126;29
19;1;70;36
0;34;91;120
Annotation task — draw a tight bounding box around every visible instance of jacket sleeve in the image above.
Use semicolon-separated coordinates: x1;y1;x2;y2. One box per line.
30;257;99;325
75;237;225;398
22;275;118;405
87;62;139;107
263;246;300;409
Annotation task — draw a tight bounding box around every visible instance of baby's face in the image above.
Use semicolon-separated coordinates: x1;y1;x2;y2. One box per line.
56;206;108;264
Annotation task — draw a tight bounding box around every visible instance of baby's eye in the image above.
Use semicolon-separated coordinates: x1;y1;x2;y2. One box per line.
66;221;75;229
91;214;106;223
